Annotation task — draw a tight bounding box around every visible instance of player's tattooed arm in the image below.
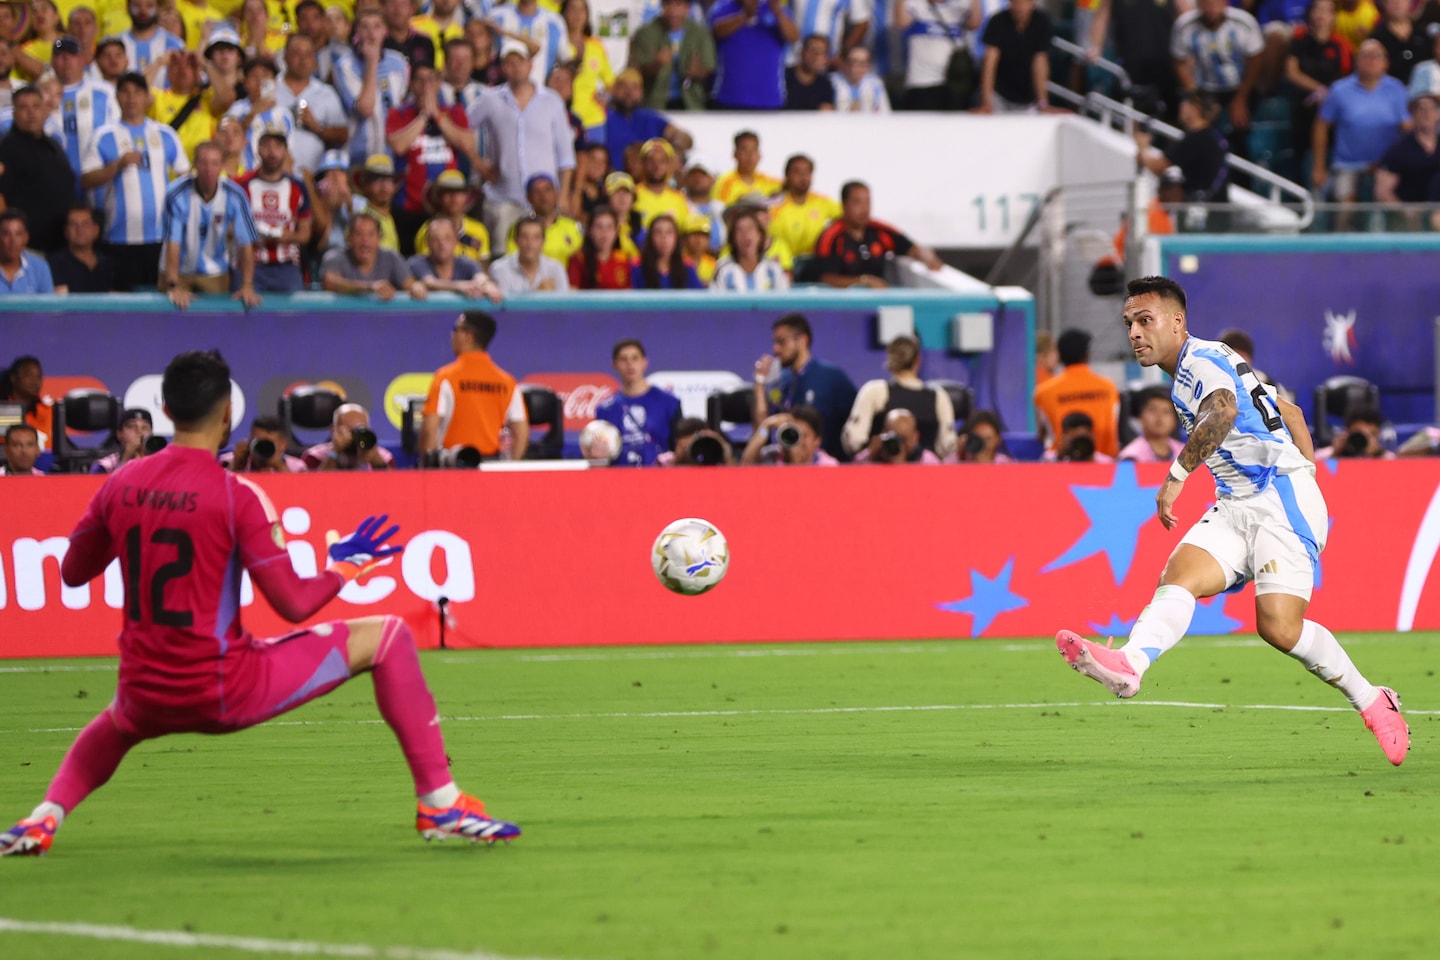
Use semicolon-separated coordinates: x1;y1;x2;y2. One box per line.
1177;389;1238;473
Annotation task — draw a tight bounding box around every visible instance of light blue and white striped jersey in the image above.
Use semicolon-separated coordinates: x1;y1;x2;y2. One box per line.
118;28;186;73
58;79;120;191
224;98;297;170
82;119;190;245
831;73;890;112
162;174;259;277
487;5;568;87
463;0;499;19
1169;9;1264;93
711;256;790;292
789;0;859;63
1170;336;1310;499
333;47;411;161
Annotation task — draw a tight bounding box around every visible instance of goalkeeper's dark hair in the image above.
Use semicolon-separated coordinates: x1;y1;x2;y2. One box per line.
457;311;497;349
163;350;232;427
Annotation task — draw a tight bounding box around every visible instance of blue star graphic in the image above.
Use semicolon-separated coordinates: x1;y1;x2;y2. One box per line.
1041;461;1160;585
936;558;1029;637
1189;595;1242;636
1086;613;1137;637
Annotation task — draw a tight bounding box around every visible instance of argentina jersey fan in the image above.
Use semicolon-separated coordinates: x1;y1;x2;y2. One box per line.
1170;337;1311;497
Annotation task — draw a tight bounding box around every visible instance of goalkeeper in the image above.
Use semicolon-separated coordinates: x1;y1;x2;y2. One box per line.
1;350;519;857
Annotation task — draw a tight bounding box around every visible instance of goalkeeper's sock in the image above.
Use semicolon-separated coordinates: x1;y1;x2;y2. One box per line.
1119;584;1196;677
1287;619;1378;710
371;616;452;795
418;784;461;809
28;802;65;826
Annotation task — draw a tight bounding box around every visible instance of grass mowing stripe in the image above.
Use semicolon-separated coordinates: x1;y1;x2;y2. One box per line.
0;918;554;960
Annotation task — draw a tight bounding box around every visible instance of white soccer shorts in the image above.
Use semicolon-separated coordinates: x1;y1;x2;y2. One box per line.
1179;468;1328;600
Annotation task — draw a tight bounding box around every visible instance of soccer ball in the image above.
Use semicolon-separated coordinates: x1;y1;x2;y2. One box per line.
579;419;622;461
651;518;730;596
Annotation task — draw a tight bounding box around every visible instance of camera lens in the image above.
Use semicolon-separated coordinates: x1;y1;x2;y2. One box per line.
879;432;903;459
352;426;377;451
777;424;801;448
1066;435;1096;462
688;434;725;466
964;433;986;456
251;438;276;460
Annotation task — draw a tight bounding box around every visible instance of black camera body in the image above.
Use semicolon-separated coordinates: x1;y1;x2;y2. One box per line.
964;432;987;456
1339;430;1372;458
351;426;378;452
1062;434;1096;462
143;436;168;455
687;432;727;466
250;437;277;461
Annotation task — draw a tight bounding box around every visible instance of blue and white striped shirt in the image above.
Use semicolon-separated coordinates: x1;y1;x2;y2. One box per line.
789;0;859;62
487;5;568;88
1169;9;1264;93
333;47;411;161
118;28;185;73
711;256;790;292
58;79;119;193
83;119;190;245
1170;336;1310;498
831;73;890;112
162;175;260;277
224;98;297;170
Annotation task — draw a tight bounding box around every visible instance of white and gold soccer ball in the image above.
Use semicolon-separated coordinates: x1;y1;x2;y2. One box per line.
579;419;623;461
651;518;730;596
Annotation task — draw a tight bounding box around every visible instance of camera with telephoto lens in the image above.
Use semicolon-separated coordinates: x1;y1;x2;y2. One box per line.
143;436;168;455
776;423;802;449
424;445;482;469
1062;434;1096;462
351;426;377;452
964;432;987;456
250;437;277;461
1339;430;1372;458
875;431;904;463
687;432;727;466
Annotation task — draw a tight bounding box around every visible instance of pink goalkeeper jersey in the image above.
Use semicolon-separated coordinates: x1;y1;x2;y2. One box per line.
62;445;344;721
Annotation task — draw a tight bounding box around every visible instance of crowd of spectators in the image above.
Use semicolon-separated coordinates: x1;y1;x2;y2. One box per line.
0;0;984;303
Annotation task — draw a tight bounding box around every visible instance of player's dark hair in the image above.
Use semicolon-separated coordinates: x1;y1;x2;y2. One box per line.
115;72;148;94
840;180;868;204
612;338;646;361
773;313;812;346
790;404;824;439
1061;411;1095;432
1126;275;1188;312
251;414;286;434
733;130;758;148
457;311;497;349
1218;328;1255;358
1345;405;1383;428
1057;329;1091;366
4;423;38;442
784;154;813;176
162;350;232;427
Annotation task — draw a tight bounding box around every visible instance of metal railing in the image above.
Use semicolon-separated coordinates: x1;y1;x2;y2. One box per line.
1050;37;1133;94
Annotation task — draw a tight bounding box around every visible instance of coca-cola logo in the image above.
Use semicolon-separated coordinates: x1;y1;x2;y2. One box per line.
522;372;620;431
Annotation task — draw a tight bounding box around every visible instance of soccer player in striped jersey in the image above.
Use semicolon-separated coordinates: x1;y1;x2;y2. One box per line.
1057;276;1410;766
0;350;520;856
80;72;190;291
117;0;185;73
235;132;313;293
711;208;790;291
161;141;261;308
51;35;119;197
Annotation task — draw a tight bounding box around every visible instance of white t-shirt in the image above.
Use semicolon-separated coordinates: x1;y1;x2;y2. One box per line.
903;0;972;88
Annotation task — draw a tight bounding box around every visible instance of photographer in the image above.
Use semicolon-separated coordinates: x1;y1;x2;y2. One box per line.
91;408;164;474
658;417;734;466
1041;411;1115;463
955;410;1012;464
222;415;308;472
303;403;394;471
853;409;942;464
842;334;957;461
740;405;838;466
1316;406;1395;460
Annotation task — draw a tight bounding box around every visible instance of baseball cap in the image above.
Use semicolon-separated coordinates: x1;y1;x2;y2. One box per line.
362;154;396;178
53;35;81;56
433;169;468;191
604;171;635;195
119;408;153;428
499;37;530;59
316;149;349;175
205;25;243;57
682;213;711;236
1160;165;1185;185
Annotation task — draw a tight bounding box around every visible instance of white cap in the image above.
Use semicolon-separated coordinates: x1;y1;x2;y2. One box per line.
499;37;531;60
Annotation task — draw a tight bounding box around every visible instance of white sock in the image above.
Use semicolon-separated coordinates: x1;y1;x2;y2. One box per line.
1120;584;1196;676
418;782;461;808
1287;620;1378;710
28;801;65;825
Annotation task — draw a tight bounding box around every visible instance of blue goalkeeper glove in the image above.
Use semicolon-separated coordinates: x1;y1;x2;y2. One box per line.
328;515;404;581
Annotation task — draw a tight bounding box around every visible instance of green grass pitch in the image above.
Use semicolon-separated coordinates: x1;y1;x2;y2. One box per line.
2;633;1438;960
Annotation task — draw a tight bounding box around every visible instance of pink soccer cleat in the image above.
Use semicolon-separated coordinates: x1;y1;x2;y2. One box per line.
1056;630;1142;699
1360;686;1409;766
0;815;57;857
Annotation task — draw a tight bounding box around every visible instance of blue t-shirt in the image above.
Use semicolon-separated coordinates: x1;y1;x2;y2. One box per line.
1253;0;1308;25
772;356;857;460
630;262;703;289
709;0;788;109
0;252;55;294
1320;74;1411;169
595;386;683;465
603;108;670;173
